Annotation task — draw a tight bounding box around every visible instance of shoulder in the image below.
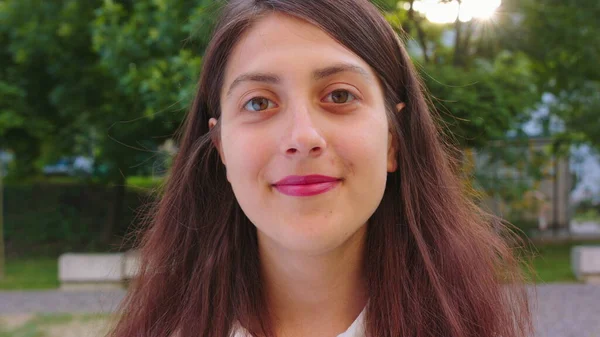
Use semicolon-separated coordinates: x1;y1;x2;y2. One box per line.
229;321;252;337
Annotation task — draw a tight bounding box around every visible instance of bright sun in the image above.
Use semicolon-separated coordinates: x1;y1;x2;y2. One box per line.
409;0;502;24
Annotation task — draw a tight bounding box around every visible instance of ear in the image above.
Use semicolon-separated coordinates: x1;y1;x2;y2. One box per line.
387;103;405;173
208;118;226;166
396;102;406;112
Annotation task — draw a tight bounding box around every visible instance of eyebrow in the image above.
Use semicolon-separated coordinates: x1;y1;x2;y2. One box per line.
313;63;372;82
225;63;373;97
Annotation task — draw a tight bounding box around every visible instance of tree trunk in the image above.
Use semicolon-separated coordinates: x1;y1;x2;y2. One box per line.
406;0;431;64
453;0;466;67
453;19;463;67
102;175;126;244
0;157;4;279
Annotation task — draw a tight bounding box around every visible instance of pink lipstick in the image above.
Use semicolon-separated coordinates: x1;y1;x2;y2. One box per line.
273;175;341;197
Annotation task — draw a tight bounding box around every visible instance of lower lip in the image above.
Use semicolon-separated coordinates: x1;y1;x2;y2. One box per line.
273;180;340;197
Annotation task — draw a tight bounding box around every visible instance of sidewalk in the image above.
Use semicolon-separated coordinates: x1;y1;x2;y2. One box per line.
1;285;599;337
0;290;125;314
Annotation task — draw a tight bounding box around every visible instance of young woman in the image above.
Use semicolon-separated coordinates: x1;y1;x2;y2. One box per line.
109;1;532;336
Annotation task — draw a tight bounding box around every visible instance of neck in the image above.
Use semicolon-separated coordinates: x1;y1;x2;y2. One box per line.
257;225;368;337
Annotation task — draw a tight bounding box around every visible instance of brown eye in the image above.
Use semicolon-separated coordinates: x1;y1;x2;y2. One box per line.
244;97;276;112
326;90;356;104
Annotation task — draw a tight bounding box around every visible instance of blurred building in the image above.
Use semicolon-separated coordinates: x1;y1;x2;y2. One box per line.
468;136;573;232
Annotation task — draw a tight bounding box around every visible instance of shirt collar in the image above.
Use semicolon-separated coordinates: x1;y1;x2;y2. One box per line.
230;305;367;337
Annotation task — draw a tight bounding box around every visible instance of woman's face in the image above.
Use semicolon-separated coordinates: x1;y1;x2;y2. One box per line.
212;13;398;254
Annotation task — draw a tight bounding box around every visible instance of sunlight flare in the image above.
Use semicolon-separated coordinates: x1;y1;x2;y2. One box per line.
412;0;502;24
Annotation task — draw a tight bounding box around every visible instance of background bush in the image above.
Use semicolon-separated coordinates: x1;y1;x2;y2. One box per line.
3;180;157;258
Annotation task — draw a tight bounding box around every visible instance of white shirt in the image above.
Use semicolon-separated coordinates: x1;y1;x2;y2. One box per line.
230;306;367;337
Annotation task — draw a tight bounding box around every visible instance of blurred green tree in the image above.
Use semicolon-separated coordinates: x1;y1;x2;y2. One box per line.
381;0;540;149
510;0;600;150
380;0;548;220
90;0;221;240
0;0;93;176
0;0;221;242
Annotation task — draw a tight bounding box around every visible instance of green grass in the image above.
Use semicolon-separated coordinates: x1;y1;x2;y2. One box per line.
573;209;600;223
0;258;59;290
523;240;600;283
126;176;164;189
4;176;88;186
0;314;73;337
5;175;165;189
0;321;41;337
0;313;110;337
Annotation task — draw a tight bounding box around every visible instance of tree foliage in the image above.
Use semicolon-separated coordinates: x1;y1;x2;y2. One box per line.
0;0;222;241
0;0;98;175
0;0;222;180
513;0;600;149
382;0;539;148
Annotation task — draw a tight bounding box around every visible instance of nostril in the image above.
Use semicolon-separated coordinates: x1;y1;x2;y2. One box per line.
285;146;322;155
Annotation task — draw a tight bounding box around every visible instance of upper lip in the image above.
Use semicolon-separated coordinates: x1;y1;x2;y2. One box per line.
273;175;341;186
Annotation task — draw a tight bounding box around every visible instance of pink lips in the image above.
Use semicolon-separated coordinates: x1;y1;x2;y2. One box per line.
273;175;341;197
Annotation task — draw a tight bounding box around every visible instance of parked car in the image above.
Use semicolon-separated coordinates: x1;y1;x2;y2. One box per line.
0;150;13;177
42;156;93;176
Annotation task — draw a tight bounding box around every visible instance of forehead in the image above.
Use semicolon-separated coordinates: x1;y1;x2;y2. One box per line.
223;13;376;87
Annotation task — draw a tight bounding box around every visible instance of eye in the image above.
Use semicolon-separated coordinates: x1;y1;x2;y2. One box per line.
243;97;277;112
324;89;357;104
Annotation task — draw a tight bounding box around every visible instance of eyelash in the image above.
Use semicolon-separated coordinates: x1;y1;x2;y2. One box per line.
242;89;359;112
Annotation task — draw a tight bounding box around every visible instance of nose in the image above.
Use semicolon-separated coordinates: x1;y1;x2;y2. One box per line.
280;105;326;158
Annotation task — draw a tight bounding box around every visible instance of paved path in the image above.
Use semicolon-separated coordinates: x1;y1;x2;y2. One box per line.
1;284;599;337
532;284;600;337
0;290;125;314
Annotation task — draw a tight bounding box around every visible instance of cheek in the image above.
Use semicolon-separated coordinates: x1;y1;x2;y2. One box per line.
337;119;390;207
337;120;389;173
221;126;272;187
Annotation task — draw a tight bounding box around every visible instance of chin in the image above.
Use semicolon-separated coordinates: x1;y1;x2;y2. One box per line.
271;222;364;254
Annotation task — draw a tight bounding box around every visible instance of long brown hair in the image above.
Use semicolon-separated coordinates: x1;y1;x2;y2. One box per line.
109;1;532;336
